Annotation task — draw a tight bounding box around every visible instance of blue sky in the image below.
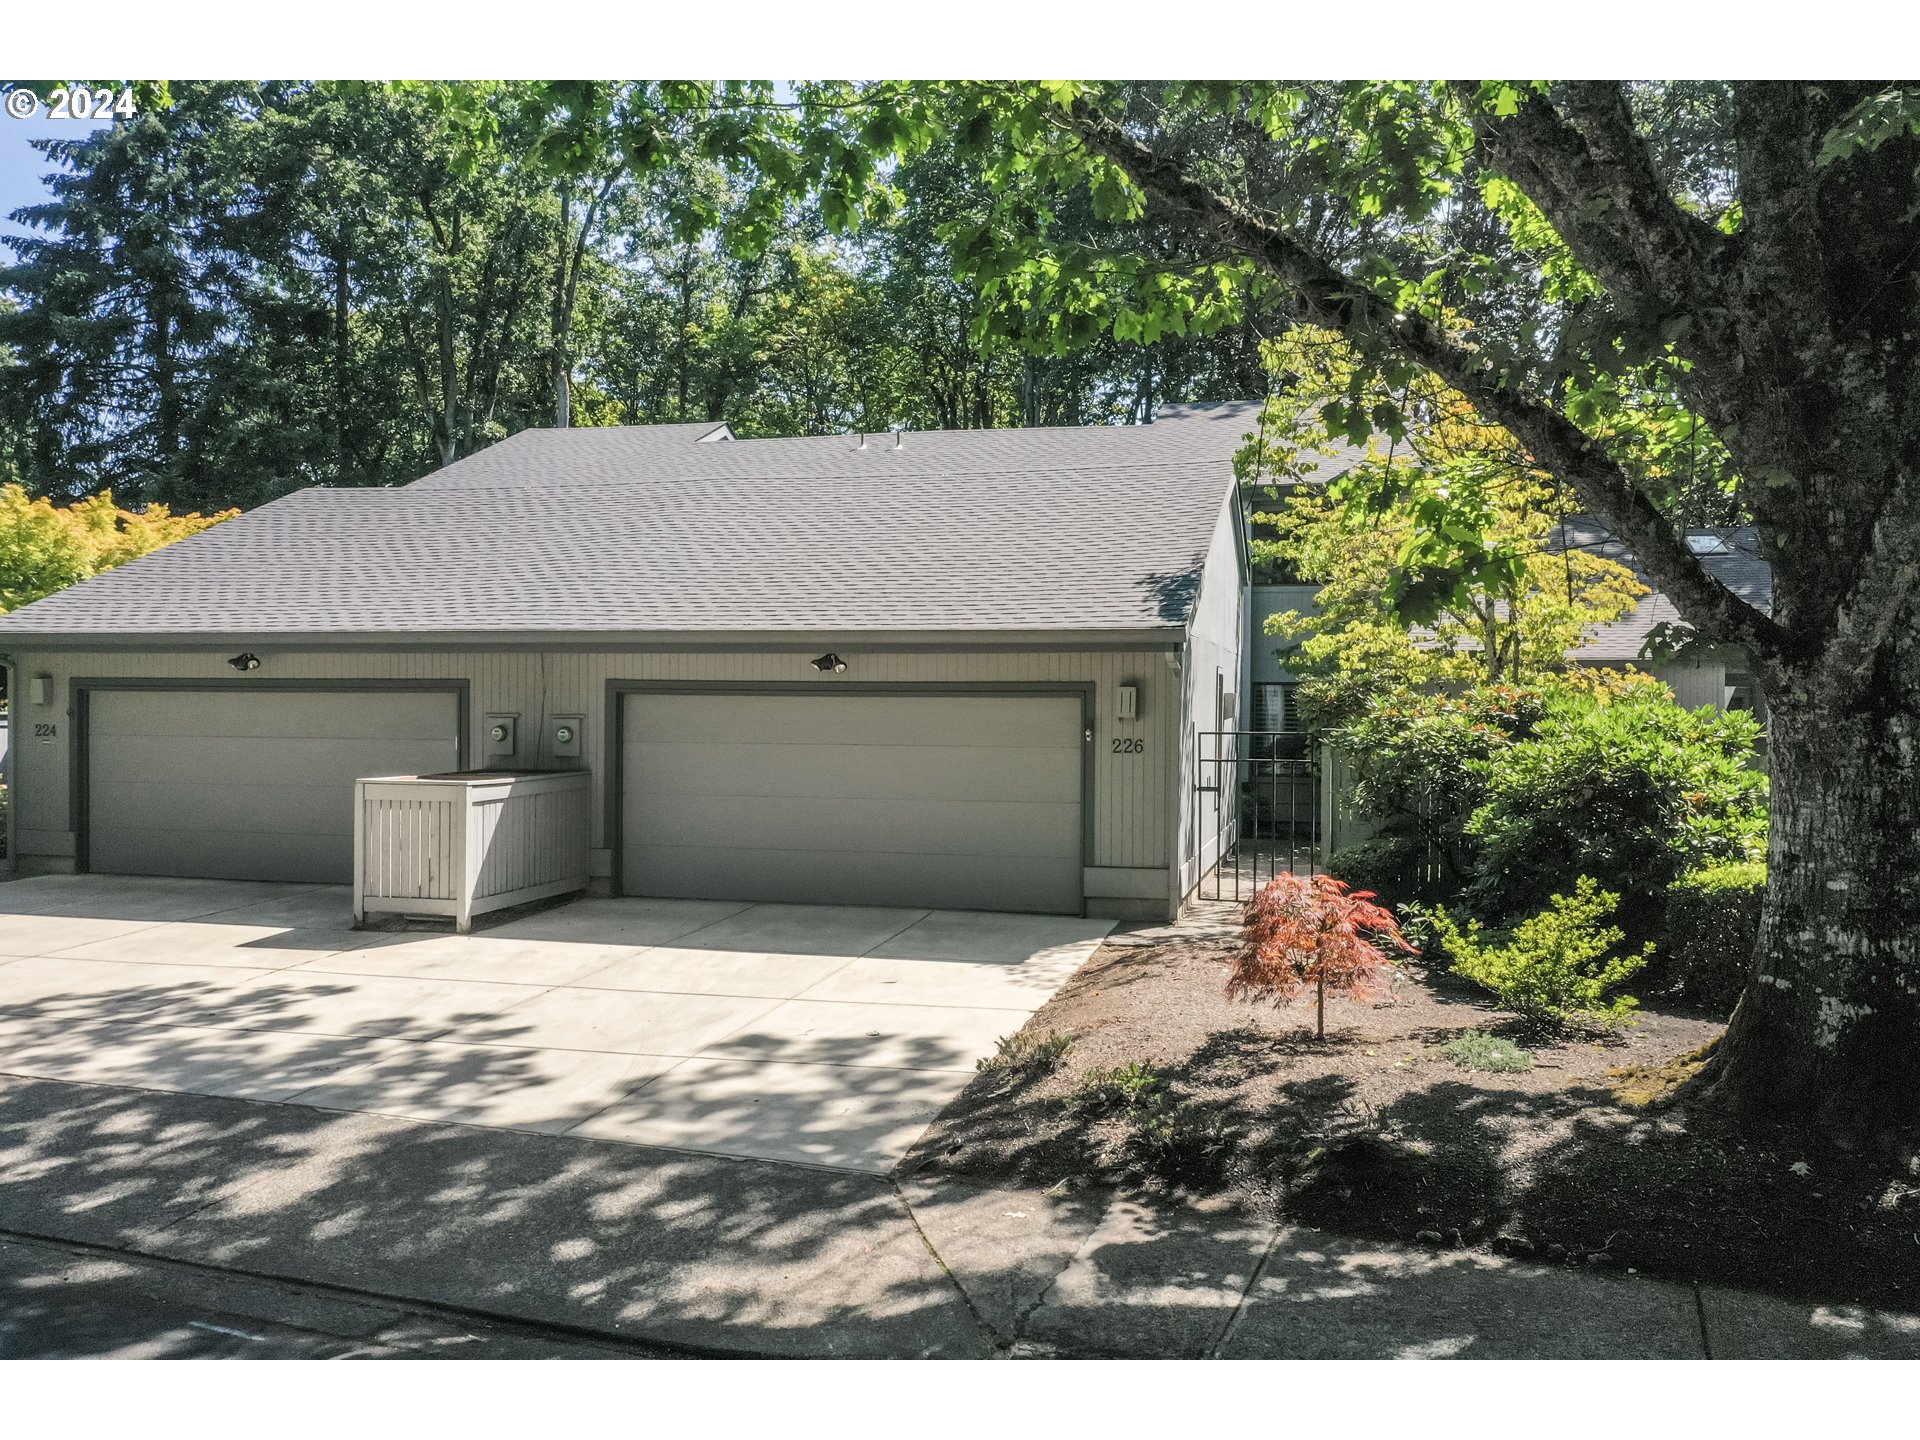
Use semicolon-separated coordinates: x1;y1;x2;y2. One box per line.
1;103;110;260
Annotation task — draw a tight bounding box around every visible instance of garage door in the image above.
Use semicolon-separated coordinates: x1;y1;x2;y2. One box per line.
621;692;1084;914
86;689;461;884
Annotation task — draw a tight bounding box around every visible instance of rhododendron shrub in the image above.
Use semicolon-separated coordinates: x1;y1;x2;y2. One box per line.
1227;873;1415;1040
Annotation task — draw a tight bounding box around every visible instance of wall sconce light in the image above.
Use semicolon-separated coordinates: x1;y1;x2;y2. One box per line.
29;673;51;706
227;652;261;672
810;653;848;674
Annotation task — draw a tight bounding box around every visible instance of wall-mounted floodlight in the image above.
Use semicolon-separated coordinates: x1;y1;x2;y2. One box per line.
227;653;261;672
811;653;849;674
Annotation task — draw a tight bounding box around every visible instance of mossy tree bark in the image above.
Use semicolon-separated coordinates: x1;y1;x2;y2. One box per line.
1702;667;1920;1148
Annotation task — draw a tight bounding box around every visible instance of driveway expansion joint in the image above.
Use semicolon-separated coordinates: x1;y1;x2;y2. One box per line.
1205;1224;1285;1359
891;1177;1012;1356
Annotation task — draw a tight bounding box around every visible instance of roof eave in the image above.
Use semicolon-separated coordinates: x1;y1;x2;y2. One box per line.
0;625;1188;653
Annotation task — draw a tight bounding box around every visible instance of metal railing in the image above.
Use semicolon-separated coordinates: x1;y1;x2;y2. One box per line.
1192;728;1323;904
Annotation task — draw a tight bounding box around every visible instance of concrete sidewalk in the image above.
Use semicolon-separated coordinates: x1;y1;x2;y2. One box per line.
2;1074;1915;1359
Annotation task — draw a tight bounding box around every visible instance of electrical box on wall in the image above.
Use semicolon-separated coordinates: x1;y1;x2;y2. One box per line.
551;714;584;761
484;713;518;759
1117;683;1139;721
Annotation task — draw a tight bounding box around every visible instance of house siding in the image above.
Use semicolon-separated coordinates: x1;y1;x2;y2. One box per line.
1654;655;1730;710
1248;584;1320;686
1175;494;1251;902
9;643;1185;913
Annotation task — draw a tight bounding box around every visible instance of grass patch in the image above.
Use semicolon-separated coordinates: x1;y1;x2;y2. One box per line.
1439;1029;1535;1073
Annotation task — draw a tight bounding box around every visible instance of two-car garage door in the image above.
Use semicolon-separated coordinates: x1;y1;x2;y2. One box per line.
621;692;1085;914
87;689;461;884
82;685;1085;911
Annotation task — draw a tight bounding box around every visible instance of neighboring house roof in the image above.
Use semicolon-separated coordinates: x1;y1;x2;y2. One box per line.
0;419;1248;645
1553;517;1774;663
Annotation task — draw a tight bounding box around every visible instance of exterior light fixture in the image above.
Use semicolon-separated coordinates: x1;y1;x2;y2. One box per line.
811;653;848;674
227;652;261;671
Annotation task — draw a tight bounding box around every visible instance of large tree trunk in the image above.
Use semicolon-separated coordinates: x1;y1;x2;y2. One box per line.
1061;82;1920;1149
1699;653;1920;1152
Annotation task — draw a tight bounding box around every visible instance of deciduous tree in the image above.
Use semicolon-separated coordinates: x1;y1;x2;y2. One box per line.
830;80;1920;1152
0;483;233;611
1228;873;1411;1040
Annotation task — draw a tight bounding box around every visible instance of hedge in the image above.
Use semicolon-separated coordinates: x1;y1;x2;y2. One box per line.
1665;861;1767;1014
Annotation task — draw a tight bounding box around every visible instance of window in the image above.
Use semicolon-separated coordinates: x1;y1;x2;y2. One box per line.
1253;682;1300;734
1724;669;1766;719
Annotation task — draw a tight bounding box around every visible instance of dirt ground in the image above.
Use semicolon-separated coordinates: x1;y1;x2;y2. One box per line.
906;925;1920;1311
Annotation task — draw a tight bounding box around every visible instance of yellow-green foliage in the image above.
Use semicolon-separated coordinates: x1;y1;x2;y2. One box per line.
1434;876;1654;1031
0;485;236;611
1245;329;1651;730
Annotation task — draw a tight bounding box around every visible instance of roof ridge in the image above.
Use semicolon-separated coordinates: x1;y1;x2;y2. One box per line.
399;457;1236;496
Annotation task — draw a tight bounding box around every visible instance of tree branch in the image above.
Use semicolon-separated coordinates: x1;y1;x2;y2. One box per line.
1453;84;1741;386
1065;96;1792;678
1818;463;1920;701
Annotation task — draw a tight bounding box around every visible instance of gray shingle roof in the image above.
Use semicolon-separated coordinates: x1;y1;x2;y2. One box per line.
1552;517;1774;662
406;409;1259;490
0;450;1240;642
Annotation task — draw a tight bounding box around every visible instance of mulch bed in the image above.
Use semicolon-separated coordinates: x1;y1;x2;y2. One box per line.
905;930;1920;1311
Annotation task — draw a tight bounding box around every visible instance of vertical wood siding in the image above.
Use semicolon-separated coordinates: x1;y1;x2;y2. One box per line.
20;645;1179;873
361;793;459;901
471;780;590;900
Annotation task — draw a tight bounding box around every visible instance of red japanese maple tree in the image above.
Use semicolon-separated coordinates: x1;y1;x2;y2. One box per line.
1227;874;1415;1040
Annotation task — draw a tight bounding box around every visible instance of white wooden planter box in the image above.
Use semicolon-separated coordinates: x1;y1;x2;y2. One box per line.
354;769;591;932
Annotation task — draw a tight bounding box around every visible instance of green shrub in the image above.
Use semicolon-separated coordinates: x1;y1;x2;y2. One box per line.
978;1029;1073;1076
1330;685;1549;898
1665;861;1766;1014
1072;1061;1164;1113
1435;877;1654;1031
1439;1029;1535;1073
1394;900;1446;960
1121;1094;1236;1188
1327;837;1422;902
1463;691;1768;939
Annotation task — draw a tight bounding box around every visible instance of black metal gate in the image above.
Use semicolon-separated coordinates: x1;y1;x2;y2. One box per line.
1192;729;1323;903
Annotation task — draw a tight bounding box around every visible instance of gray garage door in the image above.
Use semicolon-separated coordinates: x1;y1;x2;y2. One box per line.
87;689;461;884
621;692;1084;914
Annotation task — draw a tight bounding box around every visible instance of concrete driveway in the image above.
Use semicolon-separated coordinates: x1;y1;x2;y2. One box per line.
0;875;1111;1172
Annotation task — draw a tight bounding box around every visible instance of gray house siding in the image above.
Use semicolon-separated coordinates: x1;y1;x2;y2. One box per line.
9;643;1187;917
1174;493;1251;903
